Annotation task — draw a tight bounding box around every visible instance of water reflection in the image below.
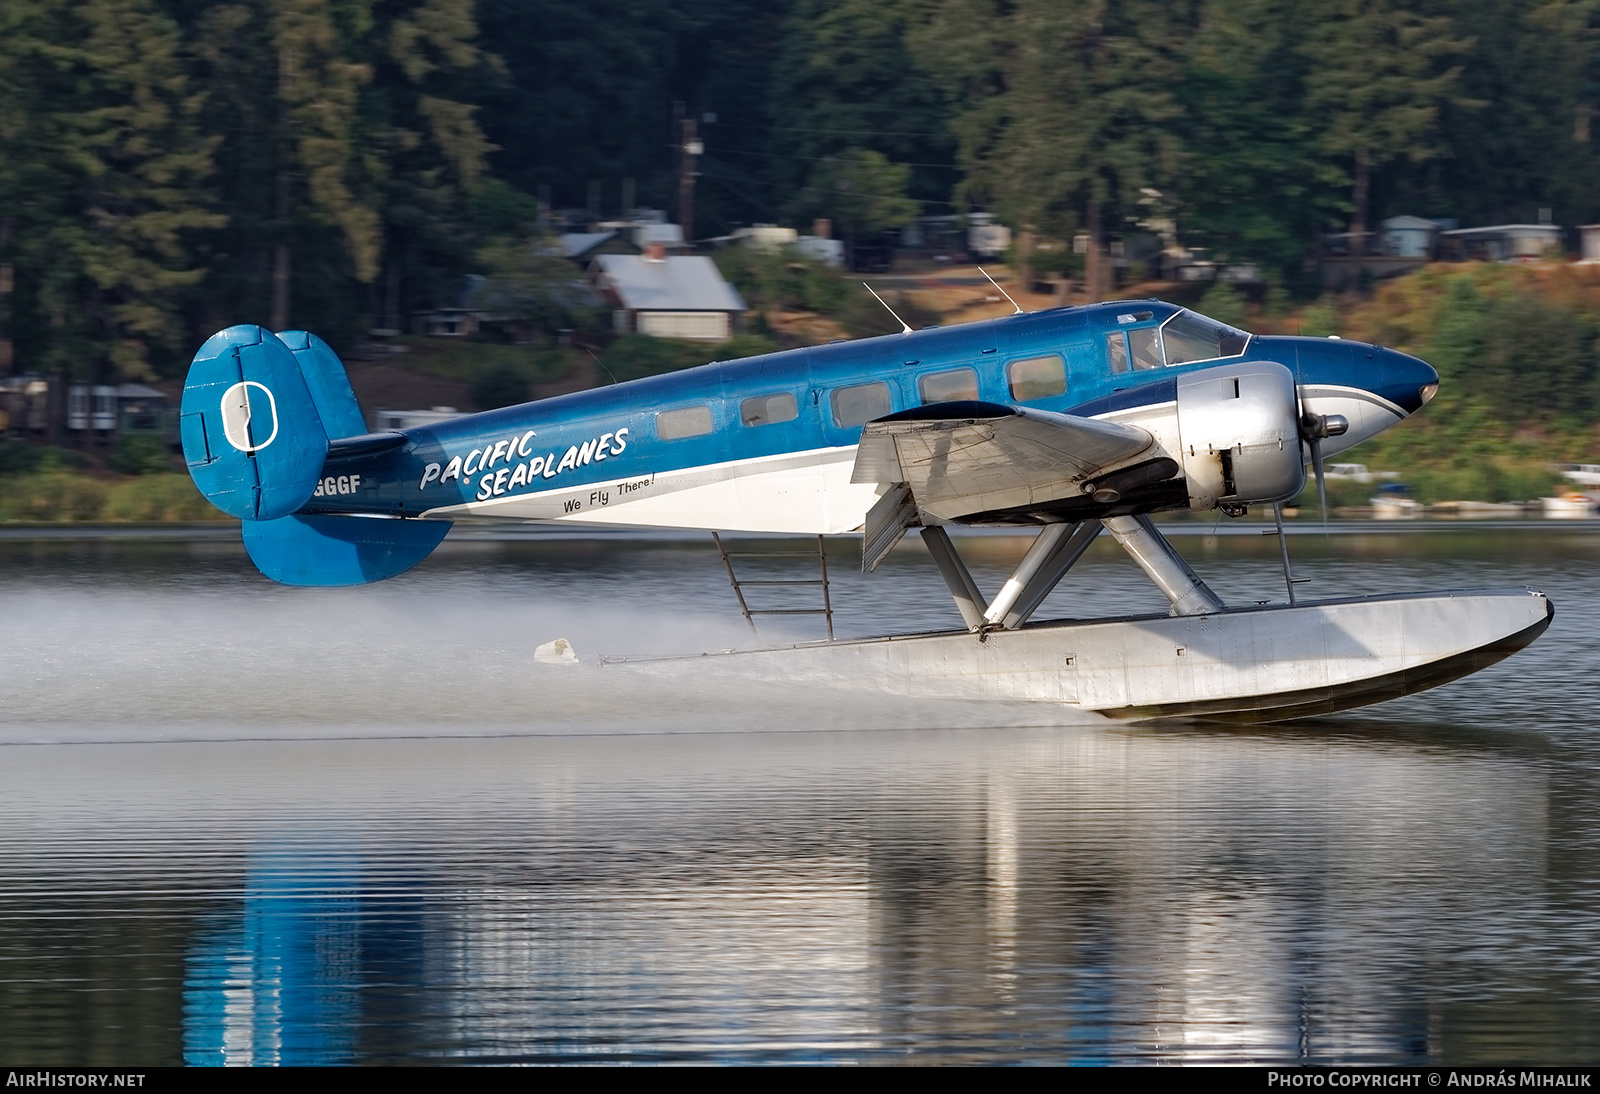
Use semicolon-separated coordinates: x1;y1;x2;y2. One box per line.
184;848;363;1066
2;532;1597;1065
41;724;1561;1065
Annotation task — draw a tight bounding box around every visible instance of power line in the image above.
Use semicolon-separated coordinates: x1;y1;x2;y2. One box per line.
699;160;969;208
706;119;954;140
710;146;962;171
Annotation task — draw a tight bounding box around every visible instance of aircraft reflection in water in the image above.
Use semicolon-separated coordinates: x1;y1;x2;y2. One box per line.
171;730;1551;1064
177;299;1551;720
184;849;364;1066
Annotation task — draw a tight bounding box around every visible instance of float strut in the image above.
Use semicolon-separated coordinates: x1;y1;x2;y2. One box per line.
920;526;988;630
985;521;1102;630
1101;514;1225;616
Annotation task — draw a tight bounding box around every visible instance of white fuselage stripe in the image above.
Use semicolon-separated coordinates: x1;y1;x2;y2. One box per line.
423;444;882;534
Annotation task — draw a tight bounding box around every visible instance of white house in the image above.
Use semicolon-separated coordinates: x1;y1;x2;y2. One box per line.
591;248;747;342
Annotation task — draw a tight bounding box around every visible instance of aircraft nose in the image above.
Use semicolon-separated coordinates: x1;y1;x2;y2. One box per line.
1380;348;1439;415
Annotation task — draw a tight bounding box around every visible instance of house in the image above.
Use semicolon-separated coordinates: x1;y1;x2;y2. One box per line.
1381;215;1444;258
413;275;488;339
66;383;172;435
1574;225;1600;263
1320;215;1453;286
590;247;747;342
706;224;845;267
413;270;599;344
0;375;50;435
1440;223;1564;262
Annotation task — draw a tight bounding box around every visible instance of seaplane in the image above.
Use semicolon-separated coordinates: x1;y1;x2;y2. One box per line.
177;293;1552;721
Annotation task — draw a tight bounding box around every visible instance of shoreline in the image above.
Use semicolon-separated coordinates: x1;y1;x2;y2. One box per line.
4;516;1600;542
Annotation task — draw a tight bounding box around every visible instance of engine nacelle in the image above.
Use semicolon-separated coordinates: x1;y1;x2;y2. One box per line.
1174;361;1305;510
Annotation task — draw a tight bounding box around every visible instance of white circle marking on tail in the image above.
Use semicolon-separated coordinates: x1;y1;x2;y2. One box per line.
220;381;279;452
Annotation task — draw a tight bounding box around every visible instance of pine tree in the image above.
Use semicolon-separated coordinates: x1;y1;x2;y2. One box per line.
767;0;956;209
947;0;1190;300
1173;0;1343;279
0;0;220;397
191;0;491;339
1301;0;1471;258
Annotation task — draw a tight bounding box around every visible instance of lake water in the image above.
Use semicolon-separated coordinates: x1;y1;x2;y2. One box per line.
2;524;1597;1065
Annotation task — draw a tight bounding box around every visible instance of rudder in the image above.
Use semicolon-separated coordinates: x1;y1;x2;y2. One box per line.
180;325;327;521
275;329;368;439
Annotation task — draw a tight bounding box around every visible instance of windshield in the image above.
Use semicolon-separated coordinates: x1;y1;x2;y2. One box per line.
1160;309;1250;365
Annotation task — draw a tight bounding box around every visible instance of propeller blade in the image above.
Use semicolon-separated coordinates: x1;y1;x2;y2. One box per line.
1310;434;1328;531
1296;382;1347;533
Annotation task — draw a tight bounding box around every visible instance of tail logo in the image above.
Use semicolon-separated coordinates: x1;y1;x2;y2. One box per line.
220;381;279;453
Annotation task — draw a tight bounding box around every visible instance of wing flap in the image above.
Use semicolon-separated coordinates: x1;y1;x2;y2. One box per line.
851;401;1156;521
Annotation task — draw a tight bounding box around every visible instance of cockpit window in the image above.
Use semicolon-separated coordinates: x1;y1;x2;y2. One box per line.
1160;310;1250;365
1129;328;1163;370
1107;328;1164;372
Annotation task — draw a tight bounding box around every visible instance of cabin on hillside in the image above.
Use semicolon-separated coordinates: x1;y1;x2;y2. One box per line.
1440;222;1564;263
590;247;747;342
1320;215;1454;286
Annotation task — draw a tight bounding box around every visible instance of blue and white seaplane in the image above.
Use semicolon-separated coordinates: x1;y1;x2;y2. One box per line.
178;296;1551;721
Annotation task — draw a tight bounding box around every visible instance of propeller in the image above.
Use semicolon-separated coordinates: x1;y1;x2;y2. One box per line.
1296;388;1348;527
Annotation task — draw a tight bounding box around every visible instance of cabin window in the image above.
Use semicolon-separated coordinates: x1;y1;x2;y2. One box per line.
918;368;979;404
741;392;798;427
1107;334;1129;374
1161;310;1250;365
1007;354;1067;401
831;382;892;428
656;405;713;440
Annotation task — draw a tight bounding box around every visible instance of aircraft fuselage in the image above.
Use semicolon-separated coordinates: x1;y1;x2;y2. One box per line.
299;300;1437;533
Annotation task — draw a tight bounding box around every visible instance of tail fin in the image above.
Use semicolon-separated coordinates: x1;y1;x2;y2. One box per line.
275;329;368;440
180;325;327;521
182;325;452;586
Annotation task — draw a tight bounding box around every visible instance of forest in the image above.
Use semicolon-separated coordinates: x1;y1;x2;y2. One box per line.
0;0;1597;416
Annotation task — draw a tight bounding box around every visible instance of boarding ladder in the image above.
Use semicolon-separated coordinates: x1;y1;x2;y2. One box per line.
711;533;835;640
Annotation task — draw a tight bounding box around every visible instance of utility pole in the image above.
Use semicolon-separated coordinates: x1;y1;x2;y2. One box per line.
0;216;13;377
676;104;701;249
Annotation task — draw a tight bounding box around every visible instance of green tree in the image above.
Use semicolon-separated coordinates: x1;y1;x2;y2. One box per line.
1196;281;1248;329
1172;0;1343;280
192;0;491;342
945;0;1190;300
789;148;920;251
1430;0;1595;227
1301;0;1472;258
767;0;956;208
0;0;220;429
471;235;598;338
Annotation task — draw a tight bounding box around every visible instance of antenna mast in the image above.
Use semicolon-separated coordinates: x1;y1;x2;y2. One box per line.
978;266;1024;314
863;283;913;334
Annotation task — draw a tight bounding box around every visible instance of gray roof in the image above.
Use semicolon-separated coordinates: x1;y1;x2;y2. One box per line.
1441;223;1562;237
1382;215;1442;231
560;231;617;259
115;383;167;399
595;254;747;313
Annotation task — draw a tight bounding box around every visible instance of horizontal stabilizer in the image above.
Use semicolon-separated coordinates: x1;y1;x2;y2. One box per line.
852;401;1155;522
242;514;451;587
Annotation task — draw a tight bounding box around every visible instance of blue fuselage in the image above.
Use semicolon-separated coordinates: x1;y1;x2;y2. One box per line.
300;300;1436;526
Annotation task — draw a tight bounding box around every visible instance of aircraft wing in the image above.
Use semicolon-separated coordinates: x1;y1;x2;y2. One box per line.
850;400;1157;567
